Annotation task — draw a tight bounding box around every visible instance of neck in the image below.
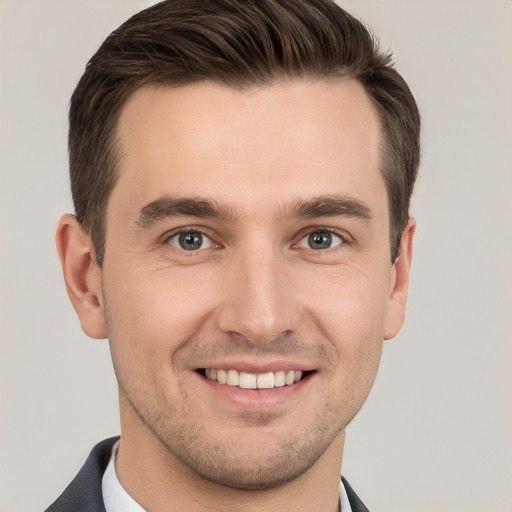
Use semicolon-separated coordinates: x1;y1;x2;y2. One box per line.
116;397;345;512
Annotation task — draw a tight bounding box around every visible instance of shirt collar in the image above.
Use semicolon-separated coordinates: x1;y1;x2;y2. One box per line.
102;440;145;512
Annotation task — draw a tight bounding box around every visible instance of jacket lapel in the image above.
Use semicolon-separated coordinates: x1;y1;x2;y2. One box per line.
45;437;118;512
342;476;371;512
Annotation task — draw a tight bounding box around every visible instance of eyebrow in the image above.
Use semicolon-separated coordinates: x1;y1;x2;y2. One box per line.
135;197;238;229
134;193;373;230
283;194;373;222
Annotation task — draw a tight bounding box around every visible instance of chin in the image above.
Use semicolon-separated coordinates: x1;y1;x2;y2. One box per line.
157;420;345;491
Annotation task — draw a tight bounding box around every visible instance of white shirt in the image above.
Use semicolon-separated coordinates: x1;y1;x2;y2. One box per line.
102;440;353;512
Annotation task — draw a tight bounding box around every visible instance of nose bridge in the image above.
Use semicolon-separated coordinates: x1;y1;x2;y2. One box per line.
217;241;299;344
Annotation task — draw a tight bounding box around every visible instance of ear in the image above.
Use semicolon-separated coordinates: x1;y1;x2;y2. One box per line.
56;214;107;339
384;218;416;340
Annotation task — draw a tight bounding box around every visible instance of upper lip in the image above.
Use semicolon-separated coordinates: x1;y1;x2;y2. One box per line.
194;359;315;374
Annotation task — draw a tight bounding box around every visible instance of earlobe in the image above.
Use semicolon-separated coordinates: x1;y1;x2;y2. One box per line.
56;214;107;339
384;218;416;340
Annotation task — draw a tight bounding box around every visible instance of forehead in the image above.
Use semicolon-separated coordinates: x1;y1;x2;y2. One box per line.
111;79;386;224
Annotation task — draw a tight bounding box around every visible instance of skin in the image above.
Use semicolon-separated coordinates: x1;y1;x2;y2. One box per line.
57;79;415;512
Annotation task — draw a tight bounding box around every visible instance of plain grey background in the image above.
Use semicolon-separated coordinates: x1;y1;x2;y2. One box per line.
1;1;511;511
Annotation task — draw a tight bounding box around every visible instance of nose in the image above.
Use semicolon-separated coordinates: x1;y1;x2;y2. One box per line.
216;246;301;347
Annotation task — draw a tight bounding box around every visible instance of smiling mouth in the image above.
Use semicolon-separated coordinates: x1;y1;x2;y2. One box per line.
198;368;313;389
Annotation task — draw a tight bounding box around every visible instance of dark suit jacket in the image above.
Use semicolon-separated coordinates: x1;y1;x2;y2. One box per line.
45;437;370;512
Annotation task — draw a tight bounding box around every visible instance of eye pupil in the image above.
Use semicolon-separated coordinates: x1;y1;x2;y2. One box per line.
179;232;202;250
308;231;332;250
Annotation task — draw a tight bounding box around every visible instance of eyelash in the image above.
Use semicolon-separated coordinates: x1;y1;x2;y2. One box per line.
293;228;347;251
162;226;350;253
164;228;218;252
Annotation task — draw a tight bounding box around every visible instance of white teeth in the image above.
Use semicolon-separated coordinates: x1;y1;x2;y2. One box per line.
239;371;257;389
257;372;274;389
274;371;285;387
227;369;239;386
204;368;306;389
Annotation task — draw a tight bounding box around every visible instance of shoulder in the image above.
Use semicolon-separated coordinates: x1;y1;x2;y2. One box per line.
45;436;119;512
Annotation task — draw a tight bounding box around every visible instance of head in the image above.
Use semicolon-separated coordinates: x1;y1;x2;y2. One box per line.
69;0;420;268
58;0;420;500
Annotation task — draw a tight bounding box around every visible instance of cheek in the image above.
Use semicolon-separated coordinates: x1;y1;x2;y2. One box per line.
304;262;390;319
300;265;390;359
103;265;218;356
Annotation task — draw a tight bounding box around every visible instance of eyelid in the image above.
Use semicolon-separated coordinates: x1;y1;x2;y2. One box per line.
293;227;351;250
162;227;218;250
160;225;351;252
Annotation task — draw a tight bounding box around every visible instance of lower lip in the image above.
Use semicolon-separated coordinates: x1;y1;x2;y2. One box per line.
197;372;314;412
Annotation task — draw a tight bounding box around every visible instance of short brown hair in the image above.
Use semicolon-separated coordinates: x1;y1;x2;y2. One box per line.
69;0;420;266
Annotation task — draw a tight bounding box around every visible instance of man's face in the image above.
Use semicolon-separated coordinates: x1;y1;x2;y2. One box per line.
96;79;409;488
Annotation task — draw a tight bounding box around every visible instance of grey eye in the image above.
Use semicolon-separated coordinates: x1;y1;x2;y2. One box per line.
298;230;342;250
168;231;213;251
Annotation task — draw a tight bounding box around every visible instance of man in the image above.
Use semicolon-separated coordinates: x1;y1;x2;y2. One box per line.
48;0;420;510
